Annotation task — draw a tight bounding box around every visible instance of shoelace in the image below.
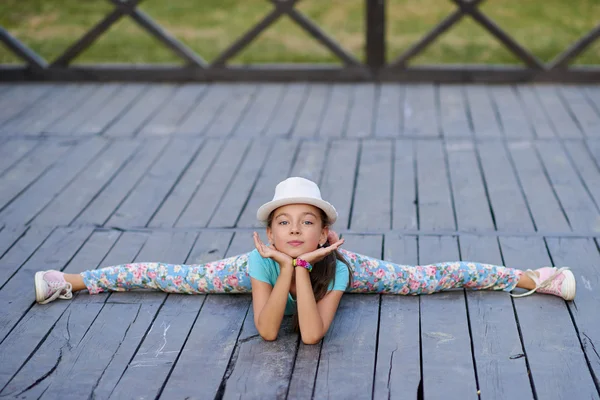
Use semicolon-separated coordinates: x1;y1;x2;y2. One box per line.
39;281;73;305
510;267;570;298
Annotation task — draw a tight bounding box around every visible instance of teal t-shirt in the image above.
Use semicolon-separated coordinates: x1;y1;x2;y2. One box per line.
248;249;349;315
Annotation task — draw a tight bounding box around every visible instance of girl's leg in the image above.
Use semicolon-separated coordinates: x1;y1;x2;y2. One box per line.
78;253;253;294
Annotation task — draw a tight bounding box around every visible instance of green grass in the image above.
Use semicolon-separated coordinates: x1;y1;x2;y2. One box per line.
1;0;599;65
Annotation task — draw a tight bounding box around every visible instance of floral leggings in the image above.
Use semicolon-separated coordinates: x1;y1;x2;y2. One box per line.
81;249;523;295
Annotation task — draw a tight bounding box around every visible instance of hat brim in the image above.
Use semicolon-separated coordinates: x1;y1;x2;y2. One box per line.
257;197;338;225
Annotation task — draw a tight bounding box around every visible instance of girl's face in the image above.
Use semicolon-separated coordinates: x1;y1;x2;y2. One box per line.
267;203;328;258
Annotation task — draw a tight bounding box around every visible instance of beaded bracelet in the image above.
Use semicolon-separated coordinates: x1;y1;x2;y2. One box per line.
293;257;313;272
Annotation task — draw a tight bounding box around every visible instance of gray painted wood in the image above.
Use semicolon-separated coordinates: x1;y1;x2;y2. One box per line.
289;139;327;184
346;84;375;138
0;137;109;225
73;138;169;226
404;84;438;137
477;141;535;232
235;139;299;228
177;84;232;136
507;140;571;232
536;141;600;233
204;84;256;138
313;234;381;400
0;84;53;127
559;86;600;139
372;233;420;400
419;235;478;399
0;225;26;259
291;84;329;138
465;85;503;139
107;138;203;227
174;140;250;228
318;84;352;138
546;237;600;386
514;85;556;139
32;139;140;226
535;85;583;139
416;140;456;231
264;83;308;137
150;139;222;228
564;140;600;216
0;226;51;289
439;85;471;138
351;140;392;230
374;84;403;138
0;139;38;176
446;140;495;231
77;84;147;135
208;139;272;228
392;140;417;230
0;230;120;397
319;140;359;230
104;84;177;137
233;84;285;137
500;236;598;398
459;235;532;399
138;84;206;136
489;86;534;139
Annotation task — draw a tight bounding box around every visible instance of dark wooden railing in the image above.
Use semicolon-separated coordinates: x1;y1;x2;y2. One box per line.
1;0;599;82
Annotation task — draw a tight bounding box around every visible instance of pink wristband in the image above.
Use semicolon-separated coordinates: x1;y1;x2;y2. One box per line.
293;257;313;272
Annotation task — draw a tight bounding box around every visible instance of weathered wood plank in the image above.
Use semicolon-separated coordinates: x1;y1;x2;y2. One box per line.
235;139;300;228
350;140;392;230
138;84;206;136
500;236;598;398
514;85;556;138
319;140;359;231
564;140;600;215
536;140;600;233
73;138;169;226
404;84;438;137
374;84;403;138
419;235;478;399
416;140;456;231
318;85;352;138
465;85;503;139
346;84;375;138
104;84;177;137
392;140;417;230
0;137;109;225
489;86;534;139
459;235;532;399
233;84;285;137
264;83;308;137
32;139;140;226
507;141;571;232
172;139;249;228
439;85;471;138
546;237;600;386
312;234;380;400
477;140;535;232
107;138;204;228
372;233;420;400
0;138;38;177
559;86;600;139
0;226;51;289
0;84;53;127
535;85;583;139
204;84;256;138
291;84;329;138
289;139;327;185
177;84;232;136
446;140;495;231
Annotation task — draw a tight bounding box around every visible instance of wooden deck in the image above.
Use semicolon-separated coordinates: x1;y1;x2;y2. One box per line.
0;82;599;399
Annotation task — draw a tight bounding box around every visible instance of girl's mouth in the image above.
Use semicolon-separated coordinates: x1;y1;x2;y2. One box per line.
287;241;304;247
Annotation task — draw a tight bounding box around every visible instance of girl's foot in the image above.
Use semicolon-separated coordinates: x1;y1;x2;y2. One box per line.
34;270;73;304
512;267;576;300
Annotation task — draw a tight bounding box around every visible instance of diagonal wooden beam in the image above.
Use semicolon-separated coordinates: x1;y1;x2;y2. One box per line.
52;0;140;67
0;26;47;69
211;1;296;67
549;23;600;70
453;0;545;69
388;0;484;68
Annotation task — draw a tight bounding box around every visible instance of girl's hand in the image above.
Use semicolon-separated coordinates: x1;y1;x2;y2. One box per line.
327;230;340;244
253;232;293;267
297;238;345;266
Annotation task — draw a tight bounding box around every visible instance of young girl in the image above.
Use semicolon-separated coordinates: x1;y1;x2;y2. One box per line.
34;177;576;344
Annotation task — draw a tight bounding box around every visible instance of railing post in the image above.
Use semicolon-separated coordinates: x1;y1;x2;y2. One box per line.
366;0;386;69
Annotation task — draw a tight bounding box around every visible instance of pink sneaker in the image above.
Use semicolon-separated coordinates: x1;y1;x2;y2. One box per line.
34;270;73;304
511;266;576;300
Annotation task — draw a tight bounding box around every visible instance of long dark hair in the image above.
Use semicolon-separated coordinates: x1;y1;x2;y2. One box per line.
267;209;353;332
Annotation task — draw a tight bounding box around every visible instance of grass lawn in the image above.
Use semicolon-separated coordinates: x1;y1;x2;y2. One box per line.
1;0;599;65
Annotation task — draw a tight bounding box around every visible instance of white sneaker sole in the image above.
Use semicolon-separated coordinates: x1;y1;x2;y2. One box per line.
34;271;47;303
562;269;576;301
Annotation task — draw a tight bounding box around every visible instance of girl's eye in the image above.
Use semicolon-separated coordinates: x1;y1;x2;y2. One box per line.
279;221;288;225
303;221;313;225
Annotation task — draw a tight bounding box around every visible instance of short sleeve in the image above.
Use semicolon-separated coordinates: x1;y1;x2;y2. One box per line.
248;249;274;286
328;260;350;292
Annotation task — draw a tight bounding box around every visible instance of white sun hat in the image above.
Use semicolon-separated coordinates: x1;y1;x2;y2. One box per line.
256;177;338;225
